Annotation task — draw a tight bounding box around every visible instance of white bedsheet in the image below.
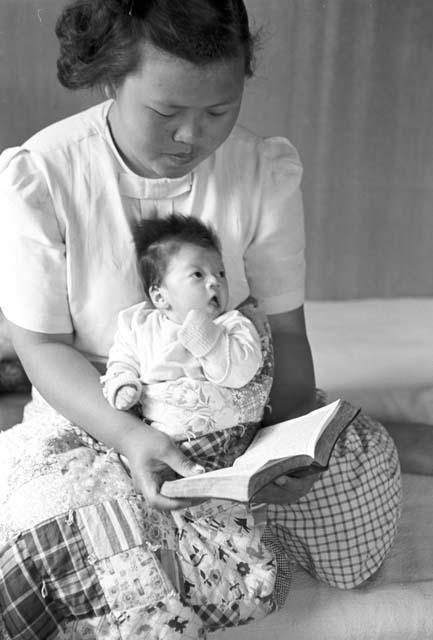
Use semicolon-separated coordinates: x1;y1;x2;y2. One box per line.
305;298;433;423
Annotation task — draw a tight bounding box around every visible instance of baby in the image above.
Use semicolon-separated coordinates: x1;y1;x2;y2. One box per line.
102;213;265;439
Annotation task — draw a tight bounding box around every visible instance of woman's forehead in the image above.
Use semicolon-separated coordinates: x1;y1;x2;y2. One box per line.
129;43;245;106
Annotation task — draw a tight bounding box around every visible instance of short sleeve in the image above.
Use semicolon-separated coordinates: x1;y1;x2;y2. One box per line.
244;137;306;315
0;148;72;333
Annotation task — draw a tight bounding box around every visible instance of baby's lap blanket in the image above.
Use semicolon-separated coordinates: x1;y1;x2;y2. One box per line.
0;300;402;639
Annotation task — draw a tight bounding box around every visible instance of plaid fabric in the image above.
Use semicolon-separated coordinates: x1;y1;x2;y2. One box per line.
0;615;11;640
178;423;259;471
0;544;59;640
0;514;108;639
261;526;294;607
267;411;402;591
191;602;250;633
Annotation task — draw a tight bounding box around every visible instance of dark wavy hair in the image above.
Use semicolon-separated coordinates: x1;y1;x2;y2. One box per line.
56;0;258;91
132;213;221;297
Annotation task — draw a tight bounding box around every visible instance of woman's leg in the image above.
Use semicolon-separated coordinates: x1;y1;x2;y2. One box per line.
267;411;402;591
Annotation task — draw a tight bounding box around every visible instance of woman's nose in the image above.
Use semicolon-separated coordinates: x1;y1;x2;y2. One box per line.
172;114;203;145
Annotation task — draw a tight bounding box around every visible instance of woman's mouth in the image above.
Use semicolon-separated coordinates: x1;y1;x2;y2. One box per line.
166;152;196;164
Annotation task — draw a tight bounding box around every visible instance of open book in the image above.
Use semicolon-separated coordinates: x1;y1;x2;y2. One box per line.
161;400;360;502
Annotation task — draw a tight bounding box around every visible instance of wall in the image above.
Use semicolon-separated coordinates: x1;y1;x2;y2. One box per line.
0;0;93;145
1;0;432;299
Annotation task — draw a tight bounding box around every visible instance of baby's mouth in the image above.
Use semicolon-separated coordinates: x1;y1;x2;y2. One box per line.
209;294;220;308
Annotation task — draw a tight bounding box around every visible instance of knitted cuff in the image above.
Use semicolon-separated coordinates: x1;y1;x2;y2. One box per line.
101;372;142;409
178;309;223;358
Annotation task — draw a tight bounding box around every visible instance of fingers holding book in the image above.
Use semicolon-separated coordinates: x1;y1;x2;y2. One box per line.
251;471;323;505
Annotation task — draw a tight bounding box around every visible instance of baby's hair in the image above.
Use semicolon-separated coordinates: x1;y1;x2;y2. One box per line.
56;0;259;92
133;213;222;298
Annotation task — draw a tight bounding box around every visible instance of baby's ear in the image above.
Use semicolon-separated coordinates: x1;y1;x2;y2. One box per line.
149;285;169;310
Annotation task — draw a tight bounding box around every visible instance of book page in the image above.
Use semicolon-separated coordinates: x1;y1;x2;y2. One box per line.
232;400;341;471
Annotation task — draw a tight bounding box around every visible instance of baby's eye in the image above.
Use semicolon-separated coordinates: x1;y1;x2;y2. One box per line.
219;270;226;278
191;271;203;279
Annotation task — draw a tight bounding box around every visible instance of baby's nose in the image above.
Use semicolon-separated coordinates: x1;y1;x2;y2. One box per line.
207;275;220;288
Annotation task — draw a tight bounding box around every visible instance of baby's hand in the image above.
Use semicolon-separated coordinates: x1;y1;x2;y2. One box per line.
115;384;141;410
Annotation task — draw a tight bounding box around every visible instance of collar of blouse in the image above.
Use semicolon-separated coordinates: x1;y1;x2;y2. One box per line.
118;171;193;200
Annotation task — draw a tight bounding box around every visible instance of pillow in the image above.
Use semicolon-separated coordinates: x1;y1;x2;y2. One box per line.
0;359;30;393
305;298;433;425
0;309;15;360
0;310;30;393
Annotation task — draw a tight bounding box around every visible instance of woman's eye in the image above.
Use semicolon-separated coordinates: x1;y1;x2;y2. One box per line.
150;107;178;118
208;110;227;118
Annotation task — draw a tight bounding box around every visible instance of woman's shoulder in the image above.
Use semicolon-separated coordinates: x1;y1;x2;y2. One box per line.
0;145;53;210
0;101;112;192
209;125;303;197
23;101;111;154
221;124;302;168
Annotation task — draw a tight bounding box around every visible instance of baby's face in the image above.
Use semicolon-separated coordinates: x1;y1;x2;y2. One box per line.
156;243;229;323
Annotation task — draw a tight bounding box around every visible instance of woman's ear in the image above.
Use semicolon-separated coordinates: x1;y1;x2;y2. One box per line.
149;285;169;310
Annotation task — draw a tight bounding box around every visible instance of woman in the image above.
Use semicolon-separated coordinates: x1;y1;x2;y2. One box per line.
0;1;401;638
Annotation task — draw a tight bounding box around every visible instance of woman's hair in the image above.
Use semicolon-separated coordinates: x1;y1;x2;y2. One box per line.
56;0;258;91
133;213;221;297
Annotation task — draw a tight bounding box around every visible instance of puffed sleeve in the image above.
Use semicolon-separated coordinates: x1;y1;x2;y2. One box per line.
244;137;306;315
0;147;72;333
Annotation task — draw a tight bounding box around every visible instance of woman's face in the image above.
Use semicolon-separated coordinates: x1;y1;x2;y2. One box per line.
109;43;246;179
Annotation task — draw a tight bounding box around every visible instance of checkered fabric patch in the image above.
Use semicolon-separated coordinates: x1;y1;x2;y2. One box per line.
0;544;59;640
0;615;11;640
268;411;402;590
0;514;108;640
261;525;294;607
179;422;259;471
191;601;247;632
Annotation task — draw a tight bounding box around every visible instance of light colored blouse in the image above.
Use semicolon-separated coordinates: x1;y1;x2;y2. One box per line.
0;101;305;361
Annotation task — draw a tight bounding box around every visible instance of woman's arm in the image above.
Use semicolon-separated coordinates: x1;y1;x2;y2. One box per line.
253;305;320;504
8;321;203;510
266;305;316;424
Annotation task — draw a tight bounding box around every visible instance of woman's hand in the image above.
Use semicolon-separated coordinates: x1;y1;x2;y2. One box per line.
120;421;205;511
252;471;322;505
